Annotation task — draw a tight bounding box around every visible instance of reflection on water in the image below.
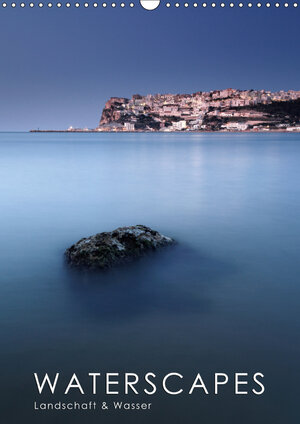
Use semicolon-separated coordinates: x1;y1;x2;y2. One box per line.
0;132;300;423
62;244;235;322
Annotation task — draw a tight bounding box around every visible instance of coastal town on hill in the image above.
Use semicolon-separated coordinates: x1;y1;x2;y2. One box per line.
32;88;300;133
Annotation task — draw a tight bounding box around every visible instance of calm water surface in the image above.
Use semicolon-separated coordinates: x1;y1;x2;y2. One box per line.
0;132;299;423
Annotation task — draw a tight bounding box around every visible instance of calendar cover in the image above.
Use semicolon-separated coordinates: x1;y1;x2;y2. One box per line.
1;1;299;423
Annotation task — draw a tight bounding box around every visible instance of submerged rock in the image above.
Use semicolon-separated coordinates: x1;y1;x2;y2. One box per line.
65;225;175;269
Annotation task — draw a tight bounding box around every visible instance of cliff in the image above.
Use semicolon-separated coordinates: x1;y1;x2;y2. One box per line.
99;97;130;126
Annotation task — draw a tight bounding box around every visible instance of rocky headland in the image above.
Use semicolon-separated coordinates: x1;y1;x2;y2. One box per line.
97;89;300;133
30;88;300;133
65;225;175;269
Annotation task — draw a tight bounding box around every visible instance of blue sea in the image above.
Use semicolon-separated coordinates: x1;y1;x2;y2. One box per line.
0;132;299;423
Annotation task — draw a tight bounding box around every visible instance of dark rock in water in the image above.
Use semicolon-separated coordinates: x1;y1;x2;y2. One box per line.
65;225;175;269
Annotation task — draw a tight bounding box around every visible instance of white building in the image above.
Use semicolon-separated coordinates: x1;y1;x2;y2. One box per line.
172;120;187;131
224;122;249;131
124;122;135;131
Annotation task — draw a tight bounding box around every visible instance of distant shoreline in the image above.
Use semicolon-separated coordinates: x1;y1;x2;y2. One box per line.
29;129;300;134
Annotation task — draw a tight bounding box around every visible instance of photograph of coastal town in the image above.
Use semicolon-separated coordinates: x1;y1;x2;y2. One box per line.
0;4;300;424
97;88;300;132
34;88;300;133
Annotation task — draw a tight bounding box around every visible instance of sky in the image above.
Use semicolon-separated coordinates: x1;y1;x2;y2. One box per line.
0;3;299;130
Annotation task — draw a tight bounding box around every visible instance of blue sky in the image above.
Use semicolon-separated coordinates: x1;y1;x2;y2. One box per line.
0;4;299;130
